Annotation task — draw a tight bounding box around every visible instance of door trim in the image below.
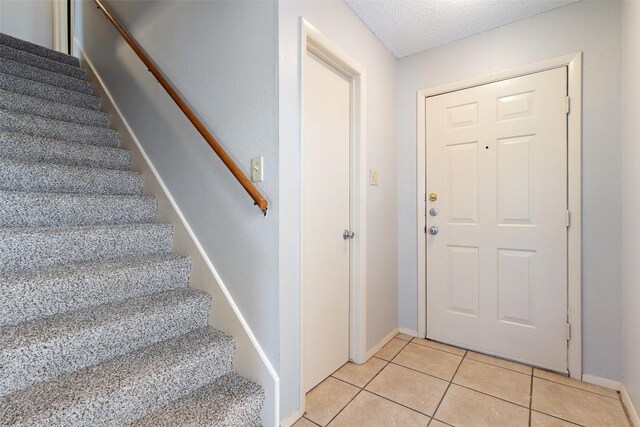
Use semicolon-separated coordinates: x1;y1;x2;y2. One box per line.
416;53;582;379
53;0;69;54
298;17;368;412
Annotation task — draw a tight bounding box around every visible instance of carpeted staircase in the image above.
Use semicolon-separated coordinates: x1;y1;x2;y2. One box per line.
0;33;264;426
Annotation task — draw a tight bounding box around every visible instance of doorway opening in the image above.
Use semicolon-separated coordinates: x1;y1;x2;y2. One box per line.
416;53;583;379
299;18;368;411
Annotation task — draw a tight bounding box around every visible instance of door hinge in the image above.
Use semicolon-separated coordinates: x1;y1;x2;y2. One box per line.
565;96;571;114
424;225;427;234
566;210;571;228
566;323;572;341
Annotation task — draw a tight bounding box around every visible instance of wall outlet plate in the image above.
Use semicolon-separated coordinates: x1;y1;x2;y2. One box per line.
251;156;264;182
370;169;379;186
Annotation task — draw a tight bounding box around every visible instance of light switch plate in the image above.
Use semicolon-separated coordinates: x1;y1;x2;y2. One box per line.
251;156;264;182
370;169;379;186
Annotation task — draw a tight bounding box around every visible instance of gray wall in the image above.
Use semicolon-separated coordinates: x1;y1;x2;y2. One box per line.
0;0;53;48
396;1;623;380
622;0;640;412
75;0;280;366
279;0;397;419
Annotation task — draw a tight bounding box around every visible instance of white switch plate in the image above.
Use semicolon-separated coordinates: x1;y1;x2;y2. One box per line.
251;156;264;182
370;169;379;186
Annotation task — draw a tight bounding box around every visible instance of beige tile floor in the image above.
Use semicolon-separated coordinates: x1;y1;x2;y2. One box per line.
295;333;632;427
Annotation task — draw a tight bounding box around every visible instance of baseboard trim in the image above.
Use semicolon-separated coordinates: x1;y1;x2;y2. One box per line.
365;328;400;360
399;327;418;337
622;384;640;427
76;38;280;426
581;374;622;391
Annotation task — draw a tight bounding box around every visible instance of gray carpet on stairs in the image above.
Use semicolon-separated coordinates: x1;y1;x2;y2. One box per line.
0;88;111;127
0;71;101;110
0;32;263;426
0;58;94;94
0;131;131;170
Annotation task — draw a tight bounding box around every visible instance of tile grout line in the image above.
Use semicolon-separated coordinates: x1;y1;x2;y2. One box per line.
327;337;431;425
532;374;621;400
530;410;587;427
388;359;458;383
323;388;363;426
301;415;322;427
528;365;534;427
416;338;619;402
465;355;534;376
427;347;466;424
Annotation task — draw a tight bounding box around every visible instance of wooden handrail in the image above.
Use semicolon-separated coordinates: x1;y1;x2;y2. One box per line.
92;0;268;215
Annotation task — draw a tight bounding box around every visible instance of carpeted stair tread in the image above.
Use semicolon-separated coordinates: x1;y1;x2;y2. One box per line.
0;288;212;396
0;33;80;67
0;58;93;94
0;34;265;424
0;132;131;170
0;159;143;195
0;110;117;146
0;223;174;274
0;327;236;427
132;372;264;427
0;72;101;110
0;44;85;79
0;190;157;228
0;254;191;326
0;89;110;127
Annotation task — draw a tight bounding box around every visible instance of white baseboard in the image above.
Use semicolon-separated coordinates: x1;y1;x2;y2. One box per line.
399;327;418;337
76;39;279;426
622;384;640;427
365;328;399;360
581;374;622;391
280;409;304;427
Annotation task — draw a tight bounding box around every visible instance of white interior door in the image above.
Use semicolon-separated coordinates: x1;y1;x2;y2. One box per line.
426;67;568;372
302;50;351;392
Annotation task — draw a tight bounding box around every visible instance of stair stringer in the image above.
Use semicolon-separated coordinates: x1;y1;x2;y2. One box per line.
77;42;279;427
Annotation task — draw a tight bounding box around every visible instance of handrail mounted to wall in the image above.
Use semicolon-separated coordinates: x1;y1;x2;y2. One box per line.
92;0;269;215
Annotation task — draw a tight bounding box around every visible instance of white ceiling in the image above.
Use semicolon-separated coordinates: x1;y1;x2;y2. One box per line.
345;0;578;58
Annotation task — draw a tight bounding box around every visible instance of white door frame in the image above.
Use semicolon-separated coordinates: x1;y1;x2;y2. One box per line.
53;0;69;55
416;53;582;379
298;17;368;412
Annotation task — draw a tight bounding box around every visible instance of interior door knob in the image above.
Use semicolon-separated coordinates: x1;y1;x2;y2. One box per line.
343;229;355;240
428;226;439;236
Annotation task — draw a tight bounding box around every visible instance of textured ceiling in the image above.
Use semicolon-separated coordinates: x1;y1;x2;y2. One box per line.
345;0;578;58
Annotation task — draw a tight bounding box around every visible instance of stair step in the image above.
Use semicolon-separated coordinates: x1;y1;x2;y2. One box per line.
0;327;235;426
0;132;131;170
0;72;100;110
0;288;211;397
132;372;264;427
0;57;93;94
0;44;85;79
0;254;191;326
0;223;173;274
0;110;117;146
0;159;143;195
0;191;156;228
0;89;110;128
1;33;80;67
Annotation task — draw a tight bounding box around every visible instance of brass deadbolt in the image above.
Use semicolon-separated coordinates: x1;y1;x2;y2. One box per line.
428;192;438;202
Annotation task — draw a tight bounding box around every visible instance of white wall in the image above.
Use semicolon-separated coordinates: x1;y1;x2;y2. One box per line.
0;0;54;48
279;0;397;420
621;0;640;415
75;0;280;381
397;1;623;380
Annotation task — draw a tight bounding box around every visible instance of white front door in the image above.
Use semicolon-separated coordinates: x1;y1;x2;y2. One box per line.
302;50;351;392
426;67;568;372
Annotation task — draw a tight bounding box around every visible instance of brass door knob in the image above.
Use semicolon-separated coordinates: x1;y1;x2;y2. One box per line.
428;193;438;201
